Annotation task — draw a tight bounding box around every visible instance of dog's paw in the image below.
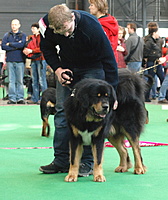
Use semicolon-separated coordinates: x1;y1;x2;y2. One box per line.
94;175;106;182
65;174;78;182
134;166;147;174
115;166;128;173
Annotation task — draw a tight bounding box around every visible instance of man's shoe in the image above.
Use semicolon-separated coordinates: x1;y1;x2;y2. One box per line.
17;100;25;104
145;98;151;102
2;94;8;100
39;162;69;174
7;100;16;104
78;163;93;177
27;100;38;104
158;99;168;104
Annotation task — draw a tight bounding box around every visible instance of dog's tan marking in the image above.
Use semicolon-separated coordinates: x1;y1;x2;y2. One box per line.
94;126;102;137
42;117;49;137
46;101;55;107
65;145;83;182
71;125;79;137
121;127;146;174
97;93;101;97
92;145;106;182
108;129;132;173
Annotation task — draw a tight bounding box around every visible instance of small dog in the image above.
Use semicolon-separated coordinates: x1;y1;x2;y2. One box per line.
40;88;56;137
64;69;147;182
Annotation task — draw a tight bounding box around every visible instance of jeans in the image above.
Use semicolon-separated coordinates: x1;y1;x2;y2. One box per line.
53;68;105;168
31;60;47;102
7;62;25;102
127;61;142;73
145;61;165;100
158;74;168;101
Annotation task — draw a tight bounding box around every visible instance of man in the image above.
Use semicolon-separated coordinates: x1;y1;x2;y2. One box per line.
39;4;118;176
2;19;26;104
125;23;144;73
23;23;47;104
143;24;164;102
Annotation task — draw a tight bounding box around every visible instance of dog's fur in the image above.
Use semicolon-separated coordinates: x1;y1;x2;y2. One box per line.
64;69;147;182
40;87;56;137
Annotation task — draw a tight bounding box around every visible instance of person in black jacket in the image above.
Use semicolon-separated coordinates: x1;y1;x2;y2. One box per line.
143;24;164;102
38;4;118;176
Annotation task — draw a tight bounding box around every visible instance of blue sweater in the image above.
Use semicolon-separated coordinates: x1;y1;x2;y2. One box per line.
2;31;26;62
39;10;118;88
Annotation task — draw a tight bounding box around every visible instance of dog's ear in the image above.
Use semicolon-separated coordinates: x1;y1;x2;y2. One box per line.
75;88;90;108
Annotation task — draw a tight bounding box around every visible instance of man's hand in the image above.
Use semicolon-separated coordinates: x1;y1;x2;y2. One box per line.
55;67;73;85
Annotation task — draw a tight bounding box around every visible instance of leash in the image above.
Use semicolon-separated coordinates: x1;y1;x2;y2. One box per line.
137;60;160;74
61;71;74;93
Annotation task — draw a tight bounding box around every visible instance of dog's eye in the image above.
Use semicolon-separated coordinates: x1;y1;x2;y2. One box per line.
97;93;101;97
105;93;108;96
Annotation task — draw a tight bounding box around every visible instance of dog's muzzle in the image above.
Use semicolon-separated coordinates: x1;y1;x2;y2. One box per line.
92;103;110;119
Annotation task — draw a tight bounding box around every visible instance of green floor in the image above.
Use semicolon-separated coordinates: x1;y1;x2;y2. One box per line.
0;104;168;200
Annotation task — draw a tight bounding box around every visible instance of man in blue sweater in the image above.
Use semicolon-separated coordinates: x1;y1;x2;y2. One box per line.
39;4;118;176
2;19;26;104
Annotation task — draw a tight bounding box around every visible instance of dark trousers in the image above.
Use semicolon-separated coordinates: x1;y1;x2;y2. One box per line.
145;61;165;100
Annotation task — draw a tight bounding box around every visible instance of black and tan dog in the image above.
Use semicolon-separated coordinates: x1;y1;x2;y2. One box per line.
40;87;56;137
64;69;147;182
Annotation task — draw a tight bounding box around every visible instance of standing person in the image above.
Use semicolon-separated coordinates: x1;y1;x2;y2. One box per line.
2;19;26;104
125;23;144;73
143;24;165;102
23;23;47;104
88;0;118;62
158;55;168;103
0;39;6;75
38;4;118;176
116;26;128;68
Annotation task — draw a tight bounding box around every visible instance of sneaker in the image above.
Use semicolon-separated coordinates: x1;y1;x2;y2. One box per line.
158;99;168;104
7;100;16;104
39;162;69;174
17;100;25;104
78;163;93;177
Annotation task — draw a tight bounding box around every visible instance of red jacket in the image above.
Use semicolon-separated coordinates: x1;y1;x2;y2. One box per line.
26;34;44;61
98;14;118;62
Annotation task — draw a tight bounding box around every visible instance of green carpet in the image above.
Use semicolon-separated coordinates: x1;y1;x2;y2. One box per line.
0;104;168;200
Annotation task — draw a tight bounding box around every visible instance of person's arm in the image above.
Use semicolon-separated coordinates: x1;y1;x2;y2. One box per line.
90;23;118;90
1;33;16;51
8;33;26;49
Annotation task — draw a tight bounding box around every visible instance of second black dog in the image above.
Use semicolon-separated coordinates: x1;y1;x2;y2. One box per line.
40;87;56;137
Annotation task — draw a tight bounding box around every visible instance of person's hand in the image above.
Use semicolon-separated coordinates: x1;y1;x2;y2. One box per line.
55;67;73;85
116;45;124;52
158;57;166;64
23;48;33;55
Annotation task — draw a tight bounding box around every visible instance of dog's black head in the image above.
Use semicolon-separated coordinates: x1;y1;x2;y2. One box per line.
72;78;117;121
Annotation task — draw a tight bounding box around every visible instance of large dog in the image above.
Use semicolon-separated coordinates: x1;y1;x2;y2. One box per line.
64;69;147;182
